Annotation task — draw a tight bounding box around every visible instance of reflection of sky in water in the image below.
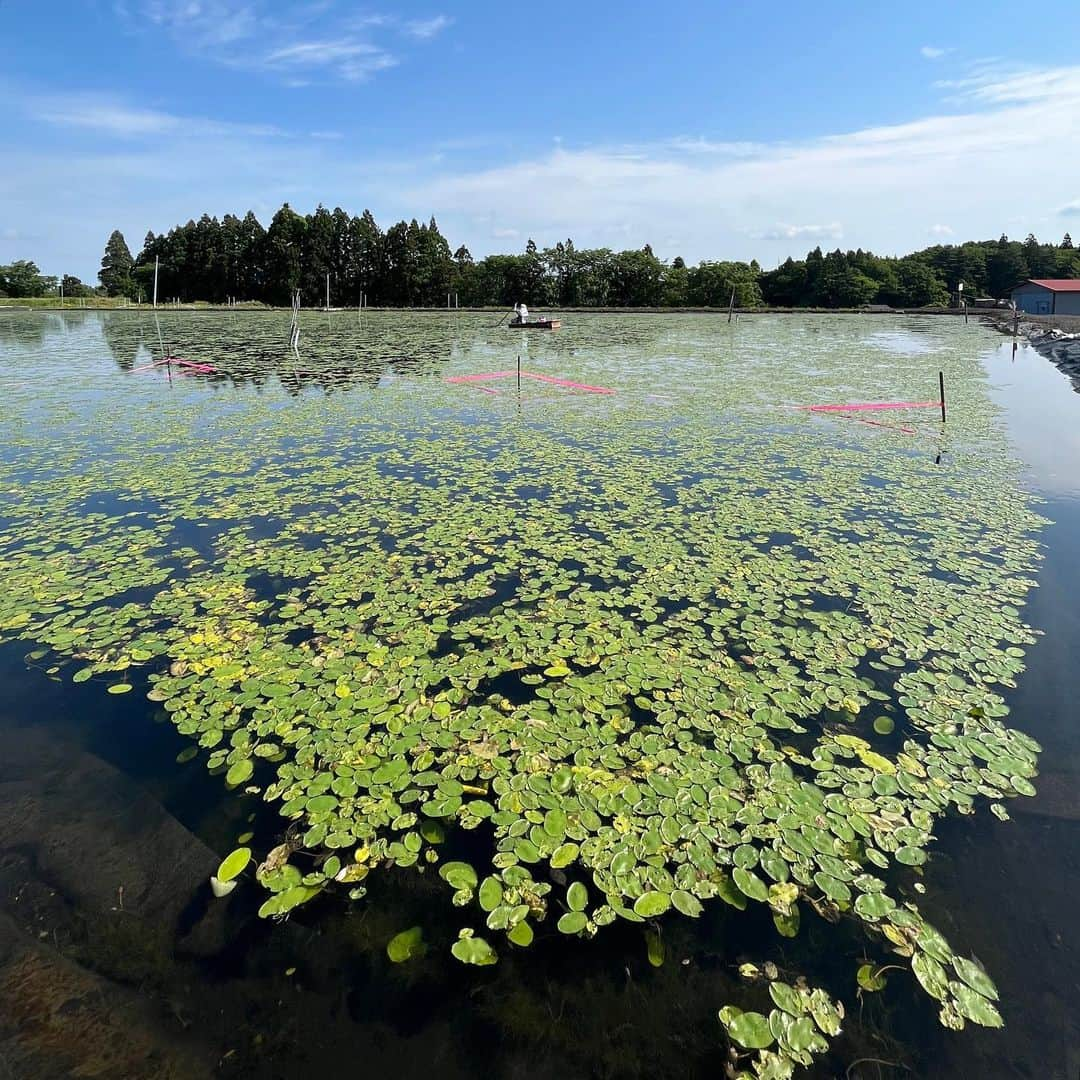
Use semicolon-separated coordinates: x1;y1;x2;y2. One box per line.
983;338;1080;500
866;328;942;356
0;310;1078;1077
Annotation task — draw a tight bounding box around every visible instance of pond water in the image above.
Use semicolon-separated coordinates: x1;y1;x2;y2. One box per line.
0;310;1075;1079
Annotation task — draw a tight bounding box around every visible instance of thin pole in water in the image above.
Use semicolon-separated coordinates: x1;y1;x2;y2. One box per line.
326;274;330;312
939;371;946;424
728;288;736;324
517;354;521;392
153;256;159;308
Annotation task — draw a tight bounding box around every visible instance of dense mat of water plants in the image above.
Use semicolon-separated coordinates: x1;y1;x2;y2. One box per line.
0;311;1045;1076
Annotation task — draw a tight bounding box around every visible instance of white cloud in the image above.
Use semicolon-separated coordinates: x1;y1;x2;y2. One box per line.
115;2;442;83
929;224;954;236
404;15;453;40
30;93;284;138
262;40;398;81
920;46;950;59
755;223;843;241
7;61;1080;277
403;63;1080;261
492;227;520;239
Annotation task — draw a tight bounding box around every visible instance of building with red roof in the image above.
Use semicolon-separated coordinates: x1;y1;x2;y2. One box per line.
1011;279;1080;315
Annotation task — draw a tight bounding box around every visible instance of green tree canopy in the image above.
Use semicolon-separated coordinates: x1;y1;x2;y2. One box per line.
99;230;134;297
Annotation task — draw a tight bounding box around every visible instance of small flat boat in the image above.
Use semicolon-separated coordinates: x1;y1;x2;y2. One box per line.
509;318;561;330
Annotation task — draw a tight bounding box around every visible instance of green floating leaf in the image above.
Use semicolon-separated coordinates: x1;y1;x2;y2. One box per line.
216;847;251;883
644;928;664;967
386;926;426;963
226;759;254;786
507;920;534;947
719;1006;774;1050
557;910;588;934
671;889;703;918
451;934;498;966
567;881;588;912
632;891;671;918
952;956;998;1001
478;876;503;912
733;867;769;903
769;981;806;1016
439;861;478;890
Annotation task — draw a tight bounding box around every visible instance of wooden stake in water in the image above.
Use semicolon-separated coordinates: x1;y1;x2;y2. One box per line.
728;288;736;324
517;354;521;392
939;371;946;424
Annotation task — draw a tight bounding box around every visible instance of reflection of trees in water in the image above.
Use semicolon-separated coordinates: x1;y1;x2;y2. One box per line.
0;312;49;350
100;315;146;371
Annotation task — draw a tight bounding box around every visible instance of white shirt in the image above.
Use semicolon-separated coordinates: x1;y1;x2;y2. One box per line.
518;304;529;320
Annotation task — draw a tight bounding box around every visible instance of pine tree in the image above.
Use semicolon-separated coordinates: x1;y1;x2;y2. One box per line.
1063;233;1074;250
98;230;134;297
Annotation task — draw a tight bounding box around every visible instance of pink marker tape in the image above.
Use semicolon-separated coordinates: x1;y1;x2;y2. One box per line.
799;401;940;413
446;370;615;394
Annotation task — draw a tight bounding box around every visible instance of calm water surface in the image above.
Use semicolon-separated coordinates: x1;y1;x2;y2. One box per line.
0;311;1077;1079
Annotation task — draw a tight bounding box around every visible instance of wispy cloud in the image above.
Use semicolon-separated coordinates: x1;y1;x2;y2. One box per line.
7;60;1080;279
262;40;398;81
405;63;1080;259
920;45;951;60
115;1;448;83
755;223;843;241
405;15;453;40
30;92;284;138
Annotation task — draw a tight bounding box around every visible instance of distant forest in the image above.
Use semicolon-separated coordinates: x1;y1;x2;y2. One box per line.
2;203;1078;308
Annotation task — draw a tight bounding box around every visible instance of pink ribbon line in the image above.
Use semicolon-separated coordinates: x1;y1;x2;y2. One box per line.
797;401;940;412
446;370;615;394
129;357;217;375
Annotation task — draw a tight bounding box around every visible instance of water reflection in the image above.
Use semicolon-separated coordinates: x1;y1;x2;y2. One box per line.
2;313;1078;1078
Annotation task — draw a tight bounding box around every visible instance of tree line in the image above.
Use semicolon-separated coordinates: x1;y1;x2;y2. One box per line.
2;202;1077;308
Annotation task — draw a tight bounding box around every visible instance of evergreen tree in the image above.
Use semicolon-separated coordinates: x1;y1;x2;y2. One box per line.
98;230;134;297
61;274;91;298
1063;233;1074;250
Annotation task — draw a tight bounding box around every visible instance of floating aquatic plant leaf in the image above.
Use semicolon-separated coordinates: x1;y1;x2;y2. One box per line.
719;1006;774;1050
386;926;426;963
216;847;251;883
857;963;887;992
0;312;1048;1059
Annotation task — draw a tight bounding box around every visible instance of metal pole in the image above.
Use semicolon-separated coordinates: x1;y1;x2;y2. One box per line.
153;256;159;308
939;371;946;424
326;273;330;311
59;280;63;307
517;354;521;392
728;287;736;324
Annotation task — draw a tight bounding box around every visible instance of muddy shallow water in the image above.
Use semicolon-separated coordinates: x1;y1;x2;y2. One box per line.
0;312;1077;1078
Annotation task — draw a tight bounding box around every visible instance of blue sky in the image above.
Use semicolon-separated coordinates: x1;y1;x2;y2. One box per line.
3;0;1080;280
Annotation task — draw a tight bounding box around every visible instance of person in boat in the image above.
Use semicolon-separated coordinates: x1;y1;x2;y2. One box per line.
514;301;529;325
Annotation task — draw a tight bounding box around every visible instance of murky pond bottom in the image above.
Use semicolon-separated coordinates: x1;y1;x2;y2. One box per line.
0;312;1075;1078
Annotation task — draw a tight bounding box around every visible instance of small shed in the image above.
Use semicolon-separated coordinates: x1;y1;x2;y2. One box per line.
1010;279;1080;315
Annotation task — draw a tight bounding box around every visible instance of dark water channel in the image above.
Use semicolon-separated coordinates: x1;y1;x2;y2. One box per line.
0;318;1078;1078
